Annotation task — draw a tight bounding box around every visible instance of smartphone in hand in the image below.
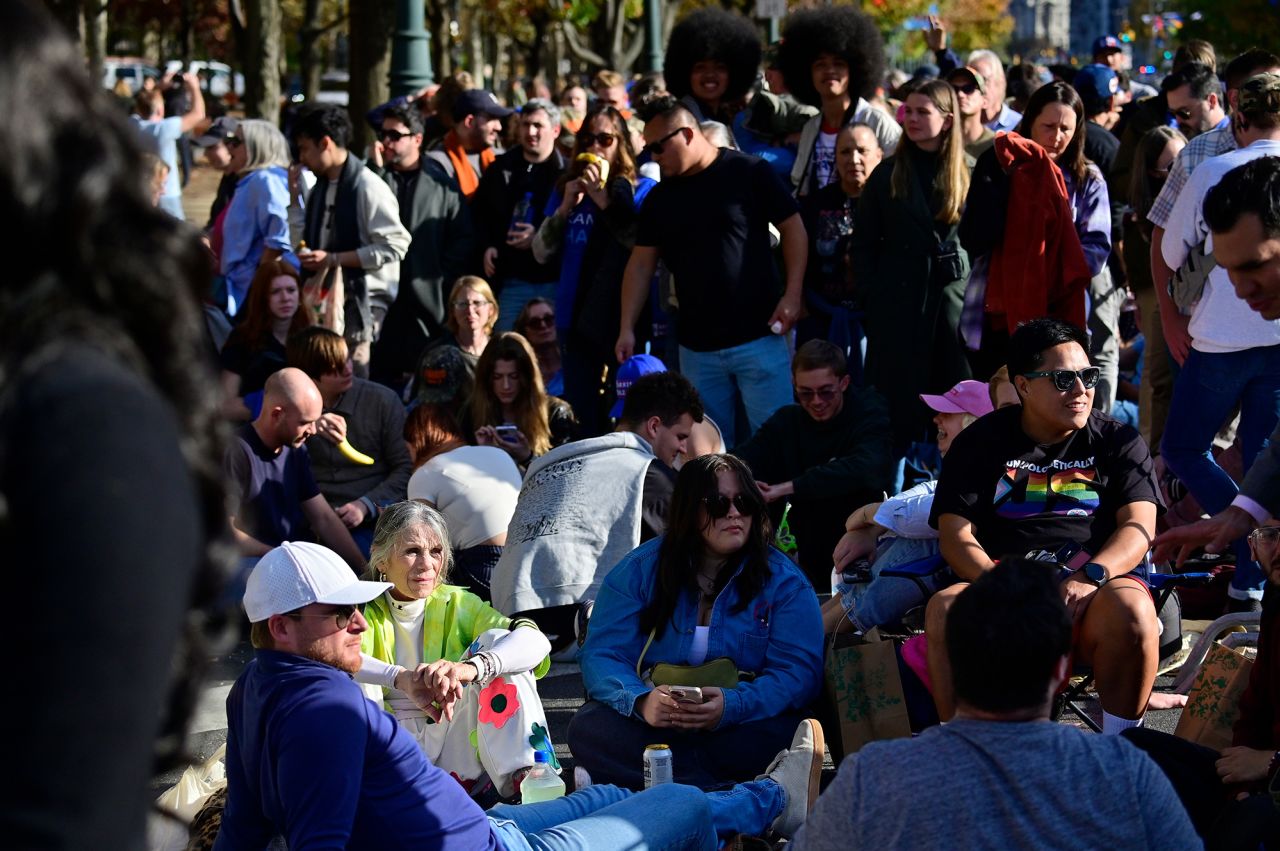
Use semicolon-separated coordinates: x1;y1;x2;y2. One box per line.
494;424;520;444
668;685;704;704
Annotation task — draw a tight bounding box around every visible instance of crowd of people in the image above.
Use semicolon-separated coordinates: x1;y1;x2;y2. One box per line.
6;0;1280;846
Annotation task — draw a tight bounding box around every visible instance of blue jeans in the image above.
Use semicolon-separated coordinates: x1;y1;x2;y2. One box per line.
488;780;782;850
838;537;952;631
1161;345;1280;599
679;335;793;448
498;280;558;333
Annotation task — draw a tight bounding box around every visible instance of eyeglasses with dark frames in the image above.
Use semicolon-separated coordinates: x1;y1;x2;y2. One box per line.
1022;367;1102;392
284;604;358;631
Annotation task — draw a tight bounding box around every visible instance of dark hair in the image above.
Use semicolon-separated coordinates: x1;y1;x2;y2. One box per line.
775;6;885;107
286;326;348;379
1006;62;1044;104
946;560;1072;712
642;454;772;638
227;259;309;355
513;296;555;338
1224;49;1280;92
403;402;466;468
1128;126;1187;239
1019;81;1088;185
1204;157;1280;239
0;0;233;774
1161;62;1222;101
292;102;353;150
620;371;705;428
560;102;638;191
637;93;697;126
382;103;424;136
1173;40;1216;73
1007;318;1089;379
663;8;762;109
792;339;846;376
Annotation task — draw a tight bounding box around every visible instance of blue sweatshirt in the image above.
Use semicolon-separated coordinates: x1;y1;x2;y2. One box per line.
214;649;498;851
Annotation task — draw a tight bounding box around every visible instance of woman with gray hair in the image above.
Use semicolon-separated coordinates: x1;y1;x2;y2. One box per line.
354;500;556;800
218;118;299;315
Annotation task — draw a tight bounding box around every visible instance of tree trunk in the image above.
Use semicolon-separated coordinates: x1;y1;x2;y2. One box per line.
427;0;449;79
243;0;282;121
348;0;394;157
299;0;324;102
177;0;194;63
84;0;107;85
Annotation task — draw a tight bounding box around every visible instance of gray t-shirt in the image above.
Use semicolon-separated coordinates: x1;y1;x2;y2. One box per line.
792;719;1201;850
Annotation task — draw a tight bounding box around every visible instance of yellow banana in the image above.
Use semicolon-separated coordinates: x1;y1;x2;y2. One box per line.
337;438;375;465
575;152;610;187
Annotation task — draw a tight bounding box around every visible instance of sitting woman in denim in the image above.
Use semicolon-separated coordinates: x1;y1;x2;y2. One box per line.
568;453;823;790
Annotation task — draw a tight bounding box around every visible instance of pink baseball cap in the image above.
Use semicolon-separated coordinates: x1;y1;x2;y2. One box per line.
920;380;994;418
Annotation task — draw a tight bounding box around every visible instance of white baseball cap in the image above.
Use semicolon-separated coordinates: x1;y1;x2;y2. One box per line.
243;541;391;623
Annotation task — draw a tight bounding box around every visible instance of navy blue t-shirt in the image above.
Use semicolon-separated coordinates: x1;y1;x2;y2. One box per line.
223;423;320;546
214;651;498;850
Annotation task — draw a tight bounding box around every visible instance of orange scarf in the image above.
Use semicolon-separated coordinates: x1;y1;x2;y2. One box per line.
443;130;495;198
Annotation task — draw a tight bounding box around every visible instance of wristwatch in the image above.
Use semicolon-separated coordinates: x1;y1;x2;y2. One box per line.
1080;562;1109;587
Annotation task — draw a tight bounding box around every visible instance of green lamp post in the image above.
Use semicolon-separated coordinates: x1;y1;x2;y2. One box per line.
390;0;434;97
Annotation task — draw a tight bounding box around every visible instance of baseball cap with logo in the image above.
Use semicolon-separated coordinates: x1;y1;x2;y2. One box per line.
193;115;240;148
1238;72;1280;116
1074;64;1120;112
413;344;475;406
243;541;391;623
610;353;667;419
919;380;995;418
453;89;516;122
1092;35;1123;55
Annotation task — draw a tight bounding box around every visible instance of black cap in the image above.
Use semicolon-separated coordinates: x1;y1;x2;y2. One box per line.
452;89;515;122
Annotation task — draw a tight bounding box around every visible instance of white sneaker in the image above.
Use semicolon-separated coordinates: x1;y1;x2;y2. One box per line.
759;718;824;838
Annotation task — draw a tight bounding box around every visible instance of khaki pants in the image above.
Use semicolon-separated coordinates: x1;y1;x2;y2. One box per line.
1137;287;1175;455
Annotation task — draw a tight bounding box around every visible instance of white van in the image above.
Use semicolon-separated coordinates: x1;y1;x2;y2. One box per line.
164;60;245;99
102;57;160;93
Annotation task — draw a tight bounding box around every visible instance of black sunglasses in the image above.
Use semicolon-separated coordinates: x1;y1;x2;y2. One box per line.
523;314;555;329
1171;107;1195;121
1022;367;1102;392
379;128;413;142
578;131;617;147
642;127;687;157
703;492;752;519
951;82;980;96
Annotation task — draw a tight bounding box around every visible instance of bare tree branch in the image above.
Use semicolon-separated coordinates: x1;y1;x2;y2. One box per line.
562;20;609;68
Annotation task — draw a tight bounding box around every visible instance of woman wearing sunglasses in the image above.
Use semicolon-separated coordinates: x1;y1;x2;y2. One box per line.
513;297;563;397
532;102;656;437
569;453;823;790
354;500;555;801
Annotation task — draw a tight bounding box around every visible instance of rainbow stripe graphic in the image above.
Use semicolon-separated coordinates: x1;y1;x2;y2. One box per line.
994;466;1101;519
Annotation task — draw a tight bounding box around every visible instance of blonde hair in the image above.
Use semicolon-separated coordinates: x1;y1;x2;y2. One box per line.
891;80;970;225
445;276;498;336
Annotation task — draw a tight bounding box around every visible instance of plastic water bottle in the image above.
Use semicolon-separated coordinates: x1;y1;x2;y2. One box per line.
520;751;565;804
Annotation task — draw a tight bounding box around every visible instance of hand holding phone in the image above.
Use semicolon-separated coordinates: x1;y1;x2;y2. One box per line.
494;424;520;443
668;685;704;704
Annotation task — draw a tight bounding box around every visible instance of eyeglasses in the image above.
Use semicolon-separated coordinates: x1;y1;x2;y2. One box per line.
951;82;980;95
578;131;617;147
453;298;490;311
1171;107;1196;121
1248;526;1280;549
703;492;752;519
284;604;358;631
642;127;688;157
524;314;555;329
1022;367;1102;392
379;128;413;142
796;386;841;403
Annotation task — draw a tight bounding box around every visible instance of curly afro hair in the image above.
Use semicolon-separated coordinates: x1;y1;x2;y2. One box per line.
776;6;885;107
663;8;762;105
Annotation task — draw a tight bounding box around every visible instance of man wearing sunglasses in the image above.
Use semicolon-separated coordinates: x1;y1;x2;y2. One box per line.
367;104;475;388
217;540;825;849
615;95;807;448
926;318;1164;736
945;66;995;160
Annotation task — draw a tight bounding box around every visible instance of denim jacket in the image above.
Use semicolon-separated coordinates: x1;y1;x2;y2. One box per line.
581;537;824;729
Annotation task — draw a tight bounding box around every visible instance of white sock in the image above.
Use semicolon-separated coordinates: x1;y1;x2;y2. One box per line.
1102;711;1144;735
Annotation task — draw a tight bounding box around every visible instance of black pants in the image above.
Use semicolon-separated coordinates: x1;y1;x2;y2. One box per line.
1123;727;1280;849
453;545;503;603
567;699;802;791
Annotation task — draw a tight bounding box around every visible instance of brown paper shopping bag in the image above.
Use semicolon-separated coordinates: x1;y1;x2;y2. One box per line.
301;264;345;335
824;628;912;761
1174;641;1254;752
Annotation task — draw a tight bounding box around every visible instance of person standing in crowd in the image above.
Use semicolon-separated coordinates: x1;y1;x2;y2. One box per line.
1;5;230;843
850;79;972;488
776;5;899;197
369;103;475;393
569;454;824;791
662;8;761;126
734;340;894;589
425;88;512;199
287;327;413;558
1159;73;1280;611
513;297;562;397
129;69;206;219
967;49;1021;132
219;119;298;317
293;104;411;377
219;259;310;419
616;96;806;448
192;116;240;230
798;123;883;349
533;102;655;435
470;332;576;469
474;99;567;332
946;65;996;159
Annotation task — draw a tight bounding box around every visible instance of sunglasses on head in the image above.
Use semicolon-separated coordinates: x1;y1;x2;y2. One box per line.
524;313;555;329
579;131;617;147
1022;367;1102;392
643;127;688;157
703;492;752;519
379;128;412;142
